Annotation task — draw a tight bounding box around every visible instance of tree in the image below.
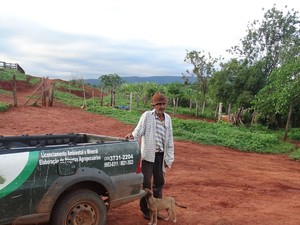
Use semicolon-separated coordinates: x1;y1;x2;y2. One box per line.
182;87;197;111
0;175;5;184
118;83;136;110
134;83;144;107
254;57;300;133
184;50;218;115
208;59;239;109
209;59;266;113
142;82;160;107
165;82;182;115
99;73;124;107
229;5;300;77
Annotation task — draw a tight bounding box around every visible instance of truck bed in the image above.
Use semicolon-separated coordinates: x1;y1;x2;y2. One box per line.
0;133;125;150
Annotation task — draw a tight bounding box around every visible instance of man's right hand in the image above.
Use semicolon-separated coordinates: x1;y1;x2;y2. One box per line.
125;133;134;139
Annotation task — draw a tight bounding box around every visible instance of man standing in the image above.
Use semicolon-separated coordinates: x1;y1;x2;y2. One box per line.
125;91;175;220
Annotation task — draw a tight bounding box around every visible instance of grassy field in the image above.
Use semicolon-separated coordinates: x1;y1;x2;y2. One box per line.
1;68;300;159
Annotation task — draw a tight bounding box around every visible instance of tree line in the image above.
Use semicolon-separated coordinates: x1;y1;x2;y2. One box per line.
97;5;300;134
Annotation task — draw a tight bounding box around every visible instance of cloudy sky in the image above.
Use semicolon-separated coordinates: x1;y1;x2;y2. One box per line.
0;0;299;81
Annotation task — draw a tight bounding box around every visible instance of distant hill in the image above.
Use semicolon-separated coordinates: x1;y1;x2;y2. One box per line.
85;76;196;85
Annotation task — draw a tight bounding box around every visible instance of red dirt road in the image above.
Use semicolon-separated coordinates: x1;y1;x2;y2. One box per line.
1;88;300;224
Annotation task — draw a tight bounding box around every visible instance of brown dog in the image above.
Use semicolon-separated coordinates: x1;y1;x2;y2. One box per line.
144;188;186;225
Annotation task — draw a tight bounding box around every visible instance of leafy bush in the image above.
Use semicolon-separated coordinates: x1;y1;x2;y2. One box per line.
86;105;296;155
172;119;295;154
0;102;10;112
87;106;141;125
0;175;5;184
172;106;216;120
288;128;300;141
289;149;300;160
1;68;297;158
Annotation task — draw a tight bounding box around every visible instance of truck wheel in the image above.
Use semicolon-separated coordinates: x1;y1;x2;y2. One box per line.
50;189;107;225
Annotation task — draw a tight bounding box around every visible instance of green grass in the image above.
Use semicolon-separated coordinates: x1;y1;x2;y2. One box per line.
1;68;299;159
289;149;300;160
0;67;42;85
1;68;29;81
0;89;12;95
288;128;300;141
0;102;10;112
172;119;295;154
174;106;216;120
81;93;300;157
34;82;300;157
55;81;83;91
54;91;84;107
84;104;297;156
87;107;142;125
288;128;300;160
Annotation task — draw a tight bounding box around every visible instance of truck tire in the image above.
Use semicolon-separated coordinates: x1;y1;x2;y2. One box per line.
50;189;107;225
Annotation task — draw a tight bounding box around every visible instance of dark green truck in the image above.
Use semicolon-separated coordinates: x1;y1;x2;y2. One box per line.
0;133;145;225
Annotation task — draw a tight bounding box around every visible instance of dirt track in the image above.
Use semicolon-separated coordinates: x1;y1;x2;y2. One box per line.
2;90;300;224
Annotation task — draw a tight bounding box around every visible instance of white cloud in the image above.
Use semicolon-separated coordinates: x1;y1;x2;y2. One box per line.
0;0;299;80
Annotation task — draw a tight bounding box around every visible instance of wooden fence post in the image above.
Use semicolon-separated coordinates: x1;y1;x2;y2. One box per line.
100;86;104;107
218;102;223;121
48;82;55;107
129;92;132;111
81;84;87;109
13;74;17;107
92;90;95;108
284;105;293;141
42;78;46;106
228;104;232;122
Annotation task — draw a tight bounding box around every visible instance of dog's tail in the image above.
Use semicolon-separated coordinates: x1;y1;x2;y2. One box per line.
175;202;187;209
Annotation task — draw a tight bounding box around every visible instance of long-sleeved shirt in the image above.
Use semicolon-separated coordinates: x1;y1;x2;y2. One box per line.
132;109;174;169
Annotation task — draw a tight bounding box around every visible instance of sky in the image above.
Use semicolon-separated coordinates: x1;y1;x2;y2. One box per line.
0;0;299;81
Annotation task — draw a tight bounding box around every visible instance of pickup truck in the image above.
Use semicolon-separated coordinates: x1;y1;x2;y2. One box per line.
0;133;145;225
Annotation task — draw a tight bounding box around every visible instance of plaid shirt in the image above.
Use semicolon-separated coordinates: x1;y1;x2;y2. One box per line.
132;109;174;169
